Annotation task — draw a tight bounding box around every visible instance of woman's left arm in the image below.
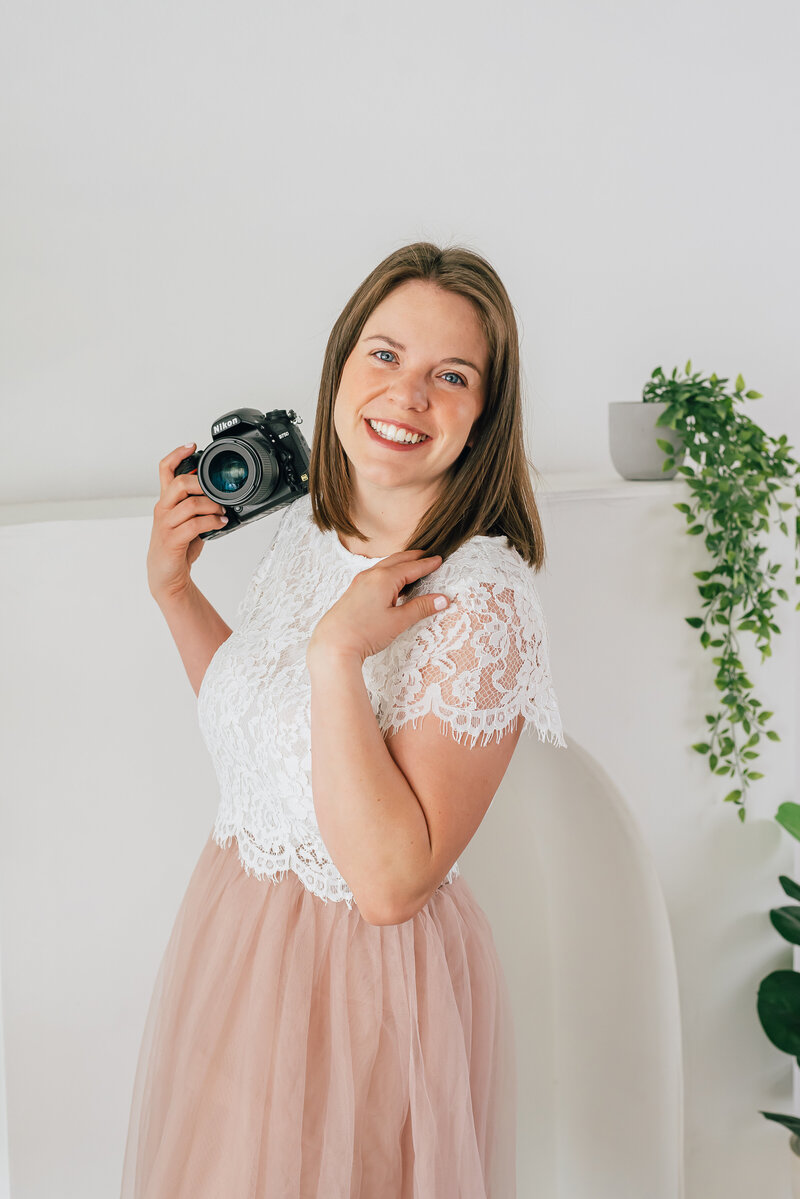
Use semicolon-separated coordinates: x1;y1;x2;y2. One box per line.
307;643;431;925
305;548;525;925
307;643;522;926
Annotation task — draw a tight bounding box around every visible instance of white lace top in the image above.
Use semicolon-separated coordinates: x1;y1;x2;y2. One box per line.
197;492;567;908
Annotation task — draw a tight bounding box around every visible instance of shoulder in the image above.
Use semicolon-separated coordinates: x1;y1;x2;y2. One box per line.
268;491;312;551
279;491;312;531
411;534;546;628
241;493;310;588
390;535;553;674
375;532;566;749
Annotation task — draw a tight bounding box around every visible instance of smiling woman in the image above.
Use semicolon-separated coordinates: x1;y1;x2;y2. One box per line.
122;241;566;1199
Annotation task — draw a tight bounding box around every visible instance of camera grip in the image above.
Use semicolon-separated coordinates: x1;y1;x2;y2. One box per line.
175;453;201;477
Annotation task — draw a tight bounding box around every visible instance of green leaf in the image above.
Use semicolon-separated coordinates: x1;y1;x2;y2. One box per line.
779;876;800;902
758;972;800;1053
776;803;800;842
770;906;800;945
735;374;745;392
723;789;743;803
685;617;703;628
761;1111;800;1135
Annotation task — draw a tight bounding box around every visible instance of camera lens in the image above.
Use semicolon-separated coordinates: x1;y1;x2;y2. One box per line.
208;450;249;493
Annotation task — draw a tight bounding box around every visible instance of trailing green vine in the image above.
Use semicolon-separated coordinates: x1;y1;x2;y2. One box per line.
644;361;800;823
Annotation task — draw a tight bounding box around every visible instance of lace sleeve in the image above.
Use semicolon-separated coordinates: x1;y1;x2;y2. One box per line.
377;573;568;750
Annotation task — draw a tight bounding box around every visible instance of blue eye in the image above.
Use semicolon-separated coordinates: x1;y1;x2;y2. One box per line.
370;350;466;387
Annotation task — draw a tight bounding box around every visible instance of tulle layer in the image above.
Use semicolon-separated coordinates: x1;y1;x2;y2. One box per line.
120;830;517;1198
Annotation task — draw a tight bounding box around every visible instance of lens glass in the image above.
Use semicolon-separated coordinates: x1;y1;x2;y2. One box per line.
208;450;249;493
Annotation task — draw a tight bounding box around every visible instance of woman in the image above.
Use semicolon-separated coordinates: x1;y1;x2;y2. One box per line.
121;241;567;1198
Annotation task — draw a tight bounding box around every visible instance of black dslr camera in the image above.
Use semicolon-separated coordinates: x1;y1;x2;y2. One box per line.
175;408;311;540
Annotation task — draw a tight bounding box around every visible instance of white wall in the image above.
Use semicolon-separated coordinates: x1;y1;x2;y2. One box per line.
1;479;796;1198
1;0;798;500
2;0;800;1196
0;512;272;1198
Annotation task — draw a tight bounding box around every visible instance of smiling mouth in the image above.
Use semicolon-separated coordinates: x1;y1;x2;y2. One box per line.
365;418;431;445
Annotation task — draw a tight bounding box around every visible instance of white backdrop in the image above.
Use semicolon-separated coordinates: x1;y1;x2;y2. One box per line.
2;0;799;1196
1;0;798;502
1;478;797;1198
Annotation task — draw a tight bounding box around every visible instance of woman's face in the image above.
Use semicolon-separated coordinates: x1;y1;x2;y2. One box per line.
333;279;489;504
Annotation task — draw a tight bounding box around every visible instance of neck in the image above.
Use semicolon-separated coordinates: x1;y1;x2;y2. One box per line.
347;477;445;550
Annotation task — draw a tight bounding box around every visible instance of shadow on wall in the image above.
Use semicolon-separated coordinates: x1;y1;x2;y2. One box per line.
460;735;685;1199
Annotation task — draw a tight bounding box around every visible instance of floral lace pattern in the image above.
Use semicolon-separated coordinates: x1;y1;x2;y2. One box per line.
197;492;567;908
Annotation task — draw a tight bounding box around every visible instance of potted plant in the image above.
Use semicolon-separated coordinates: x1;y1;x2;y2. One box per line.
609;362;800;820
758;802;800;1194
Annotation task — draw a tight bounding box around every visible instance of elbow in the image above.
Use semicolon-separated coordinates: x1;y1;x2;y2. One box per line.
356;894;411;927
354;882;431;927
359;904;416;927
359;907;400;927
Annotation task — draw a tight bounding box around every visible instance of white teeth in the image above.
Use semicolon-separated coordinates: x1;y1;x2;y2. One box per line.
368;419;429;445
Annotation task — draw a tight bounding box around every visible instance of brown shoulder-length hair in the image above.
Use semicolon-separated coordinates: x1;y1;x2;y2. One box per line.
308;240;548;573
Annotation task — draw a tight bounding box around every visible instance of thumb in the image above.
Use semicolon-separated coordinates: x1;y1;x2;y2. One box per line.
421;593;452;618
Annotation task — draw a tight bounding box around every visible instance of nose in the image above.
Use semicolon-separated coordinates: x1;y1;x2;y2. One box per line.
386;368;430;410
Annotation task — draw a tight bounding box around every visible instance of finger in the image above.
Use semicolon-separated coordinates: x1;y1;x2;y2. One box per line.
379;549;442;567
168;511;229;546
395;592;453;629
158;442;197;496
380;548;438;561
391;553;443;586
162;493;227;530
165;474;225;514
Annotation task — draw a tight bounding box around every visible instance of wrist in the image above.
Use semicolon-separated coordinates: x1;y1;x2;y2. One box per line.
306;638;363;674
152;578;197;610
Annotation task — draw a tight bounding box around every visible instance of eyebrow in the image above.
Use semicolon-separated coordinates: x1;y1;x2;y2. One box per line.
363;334;483;379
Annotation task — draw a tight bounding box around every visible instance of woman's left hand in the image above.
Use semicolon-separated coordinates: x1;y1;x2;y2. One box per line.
306;551;453;666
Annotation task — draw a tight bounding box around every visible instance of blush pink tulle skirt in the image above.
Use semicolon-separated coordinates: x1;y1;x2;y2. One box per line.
120;830;517;1198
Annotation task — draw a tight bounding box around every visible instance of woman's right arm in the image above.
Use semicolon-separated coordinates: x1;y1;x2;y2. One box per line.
147;442;233;697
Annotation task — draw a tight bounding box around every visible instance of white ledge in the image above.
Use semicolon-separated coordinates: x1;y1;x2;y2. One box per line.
0;473;689;527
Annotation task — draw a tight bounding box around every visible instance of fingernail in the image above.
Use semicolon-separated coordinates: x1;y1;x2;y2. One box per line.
434;596;448;610
184;441;195;448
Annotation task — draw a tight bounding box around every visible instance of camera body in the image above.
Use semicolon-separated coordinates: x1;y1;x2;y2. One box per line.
175;408;311;539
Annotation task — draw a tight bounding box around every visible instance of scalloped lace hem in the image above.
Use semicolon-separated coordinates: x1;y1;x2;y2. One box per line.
378;703;568;750
211;821;461;909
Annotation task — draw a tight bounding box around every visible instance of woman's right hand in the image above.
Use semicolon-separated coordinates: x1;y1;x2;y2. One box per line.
147;443;229;601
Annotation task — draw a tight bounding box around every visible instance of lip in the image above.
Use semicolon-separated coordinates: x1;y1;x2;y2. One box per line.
365;416;430;438
363;418;432;451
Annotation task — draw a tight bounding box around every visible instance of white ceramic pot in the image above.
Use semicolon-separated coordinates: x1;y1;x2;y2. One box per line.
609;400;686;481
